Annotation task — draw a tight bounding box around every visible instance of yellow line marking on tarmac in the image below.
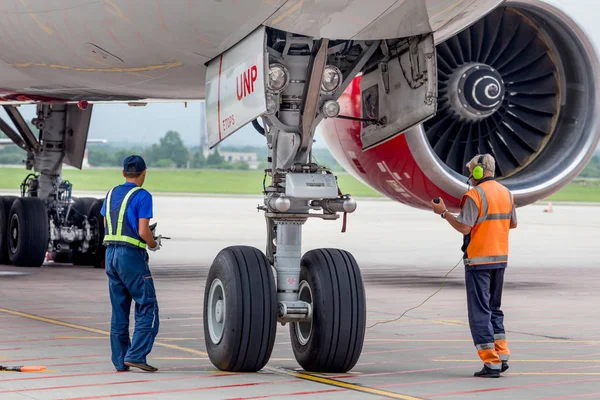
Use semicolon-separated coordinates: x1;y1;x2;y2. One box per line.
270;366;424;400
0;307;422;400
436;360;600;363
0;308;210;357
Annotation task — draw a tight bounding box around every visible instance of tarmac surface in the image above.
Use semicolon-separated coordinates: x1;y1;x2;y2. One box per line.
1;193;599;399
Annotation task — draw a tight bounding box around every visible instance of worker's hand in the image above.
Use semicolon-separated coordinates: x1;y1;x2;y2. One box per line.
431;198;446;214
148;235;162;252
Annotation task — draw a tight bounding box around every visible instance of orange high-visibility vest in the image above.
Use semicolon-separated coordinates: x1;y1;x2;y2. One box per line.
460;178;514;266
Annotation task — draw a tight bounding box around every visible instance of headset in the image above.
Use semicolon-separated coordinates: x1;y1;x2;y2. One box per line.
472;154;486;181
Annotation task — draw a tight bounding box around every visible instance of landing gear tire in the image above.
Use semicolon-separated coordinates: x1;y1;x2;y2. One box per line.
72;198;106;269
0;196;18;265
290;248;366;373
8;197;49;267
204;246;277;372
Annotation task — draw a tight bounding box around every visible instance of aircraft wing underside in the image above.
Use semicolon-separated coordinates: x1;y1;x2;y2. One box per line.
0;0;503;104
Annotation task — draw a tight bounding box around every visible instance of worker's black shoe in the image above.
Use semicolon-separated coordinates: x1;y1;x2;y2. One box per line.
501;361;509;372
474;365;501;378
124;361;158;372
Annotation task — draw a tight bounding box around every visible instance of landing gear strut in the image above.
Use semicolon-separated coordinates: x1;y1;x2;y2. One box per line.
0;103;105;268
203;28;391;373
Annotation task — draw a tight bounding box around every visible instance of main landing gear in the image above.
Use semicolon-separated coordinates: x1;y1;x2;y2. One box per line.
0;104;106;269
202;28;392;373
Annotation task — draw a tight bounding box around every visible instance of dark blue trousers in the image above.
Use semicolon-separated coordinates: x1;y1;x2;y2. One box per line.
465;268;506;346
105;245;159;370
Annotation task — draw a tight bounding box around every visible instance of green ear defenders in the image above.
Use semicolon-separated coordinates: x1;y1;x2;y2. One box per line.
472;155;485;180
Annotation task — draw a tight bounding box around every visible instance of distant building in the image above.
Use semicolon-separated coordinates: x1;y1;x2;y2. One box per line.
220;151;259;169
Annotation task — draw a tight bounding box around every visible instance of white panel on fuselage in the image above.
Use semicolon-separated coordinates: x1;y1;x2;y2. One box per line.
206;27;267;149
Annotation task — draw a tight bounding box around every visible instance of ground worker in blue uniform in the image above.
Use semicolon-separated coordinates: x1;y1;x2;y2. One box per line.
431;154;517;378
101;155;163;372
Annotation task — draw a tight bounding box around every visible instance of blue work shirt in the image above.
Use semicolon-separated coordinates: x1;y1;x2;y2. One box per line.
100;182;153;236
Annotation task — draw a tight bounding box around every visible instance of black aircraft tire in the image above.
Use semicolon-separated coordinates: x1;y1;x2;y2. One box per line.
203;246;277;372
7;197;49;267
289;248;366;373
72;198;106;269
88;199;106;269
0;196;18;265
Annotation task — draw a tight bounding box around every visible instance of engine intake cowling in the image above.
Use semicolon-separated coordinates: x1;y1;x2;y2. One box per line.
320;1;600;211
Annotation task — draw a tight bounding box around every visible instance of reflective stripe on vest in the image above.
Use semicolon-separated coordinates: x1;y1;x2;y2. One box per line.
463;180;513;266
103;186;147;249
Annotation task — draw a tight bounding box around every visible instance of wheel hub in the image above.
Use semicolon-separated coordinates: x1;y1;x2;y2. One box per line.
215;300;223;323
207;278;226;345
294;280;313;346
9;214;19;253
448;64;505;121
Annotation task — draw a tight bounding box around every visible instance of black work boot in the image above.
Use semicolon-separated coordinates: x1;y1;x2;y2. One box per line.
474;365;501;378
501;361;509;372
124;361;158;372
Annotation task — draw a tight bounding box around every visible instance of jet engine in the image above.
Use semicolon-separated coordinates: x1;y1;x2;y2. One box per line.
319;1;600;211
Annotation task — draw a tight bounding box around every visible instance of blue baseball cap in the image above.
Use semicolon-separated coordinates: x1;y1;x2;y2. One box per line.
123;155;146;172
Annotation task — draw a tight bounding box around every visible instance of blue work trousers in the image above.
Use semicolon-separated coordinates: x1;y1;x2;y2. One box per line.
105;245;159;370
465;267;506;346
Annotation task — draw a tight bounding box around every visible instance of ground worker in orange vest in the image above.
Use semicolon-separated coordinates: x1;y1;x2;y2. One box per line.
431;153;517;378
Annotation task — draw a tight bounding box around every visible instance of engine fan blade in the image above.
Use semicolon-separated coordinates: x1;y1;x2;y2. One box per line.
458;28;473;63
506;74;558;95
492;23;537;71
503;112;547;151
496;121;536;165
507;106;555;135
488;126;521;176
437;42;460;69
469;19;485;62
499;40;551;76
446;123;469;172
486;12;523;66
480;8;505;63
507;94;558;115
503;54;557;83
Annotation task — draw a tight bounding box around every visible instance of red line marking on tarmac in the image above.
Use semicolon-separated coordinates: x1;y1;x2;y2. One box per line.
0;338;70;344
0;373;235;394
0;348;22;351
362;346;455;355
423;377;600;398
377;377;477;389
328;365;474;379
0;364;208;383
50;361;108;367
2;354;101;363
541;392;600;400
225;389;345;399
60;380;297;400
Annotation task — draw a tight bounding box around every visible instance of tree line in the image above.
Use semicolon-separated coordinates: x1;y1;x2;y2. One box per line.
1;130;599;177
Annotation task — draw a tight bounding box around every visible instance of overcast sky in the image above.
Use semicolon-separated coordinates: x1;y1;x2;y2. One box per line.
4;0;599;150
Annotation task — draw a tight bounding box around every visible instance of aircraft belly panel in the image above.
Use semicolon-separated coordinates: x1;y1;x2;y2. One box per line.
427;0;506;43
0;0;505;102
0;0;285;101
265;0;433;39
